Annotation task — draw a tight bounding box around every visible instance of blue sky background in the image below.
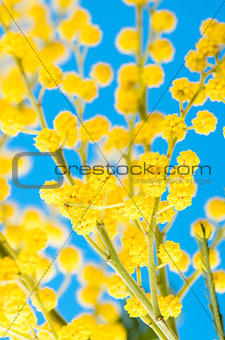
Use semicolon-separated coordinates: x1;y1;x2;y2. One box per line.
7;0;225;339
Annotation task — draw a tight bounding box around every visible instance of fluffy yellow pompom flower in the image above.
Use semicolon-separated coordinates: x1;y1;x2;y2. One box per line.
0;99;27;136
169;251;190;273
78;285;100;307
162;114;187;141
80;116;110;142
177;150;200;169
108;275;128;299
125;295;148;318
116;28;138;54
57;0;73;10
193;249;220;270
78;78;98;102
158;241;183;265
122;225;148;267
200;18;219;37
185;50;207;73
213;271;225;294
170;78;195;102
5;225;25;249
191;219;214;240
143;64;164;88
31;15;52;41
59;8;90;40
35;128;61;152
22;106;38;127
196;37;219;58
0;32;32;58
80;23;102;46
58;246;82;273
24;227;48;251
140;151;168;175
82;264;107;287
152;10;177;33
205;76;225;102
205;197;225;222
167;182;194;211
123;0;150;5
97;302;119;323
0;2;20;28
150;39;174;63
157;201;175;224
118;63;139;87
105;127;129;151
0;154;11;176
33;288;57;312
138;152;168;197
22;209;45;230
192;110;217;135
58;315;95;340
0;257;19;281
0;283;26;306
18;249;41;275
4;298;37;331
158;295;182;319
54;111;77;147
91;62;113;87
115;86;139;114
0;177;10;201
36;256;56;283
1;68;26;103
40;42;67;65
0;109;25;136
92;323;127;340
134;112;165;145
39;64;63;89
62;72;82;96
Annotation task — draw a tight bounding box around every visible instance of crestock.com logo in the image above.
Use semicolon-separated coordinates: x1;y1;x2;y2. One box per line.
12;152;64;189
12;152;212;189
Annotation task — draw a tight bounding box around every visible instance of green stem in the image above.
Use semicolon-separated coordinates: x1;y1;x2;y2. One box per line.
148;197;162;320
79;141;88;169
177;271;200;300
125;113;136;196
0;326;35;340
167;137;177;160
49;310;67;326
136;5;147;121
15;58;47;129
57;274;72;299
0;134;8;149
182;70;213;119
53;149;75;185
85;235;109;260
155;225;169;297
136;266;142;288
96;222;178;340
155;225;178;337
177;227;225;300
22;274;58;340
65;202;124;210
141;315;168;340
211;228;224;249
201;235;225;340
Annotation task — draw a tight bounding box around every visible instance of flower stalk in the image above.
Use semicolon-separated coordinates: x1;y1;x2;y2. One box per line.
96;222;178;340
